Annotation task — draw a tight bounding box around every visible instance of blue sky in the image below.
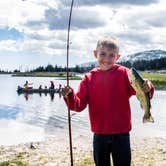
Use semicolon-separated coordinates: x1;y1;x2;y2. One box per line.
0;0;166;71
0;28;23;40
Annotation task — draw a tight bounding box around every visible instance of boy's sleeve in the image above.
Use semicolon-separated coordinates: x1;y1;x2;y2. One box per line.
63;76;88;112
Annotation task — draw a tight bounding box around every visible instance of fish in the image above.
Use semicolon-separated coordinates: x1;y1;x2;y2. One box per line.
128;67;154;123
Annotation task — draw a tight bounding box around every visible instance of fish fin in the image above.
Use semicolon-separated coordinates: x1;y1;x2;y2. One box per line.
147;92;151;109
140;103;143;109
143;115;154;123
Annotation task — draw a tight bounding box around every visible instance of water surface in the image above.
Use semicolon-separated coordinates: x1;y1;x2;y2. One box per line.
0;74;165;145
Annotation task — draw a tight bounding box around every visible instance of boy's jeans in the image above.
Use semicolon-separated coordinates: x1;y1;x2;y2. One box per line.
93;133;131;166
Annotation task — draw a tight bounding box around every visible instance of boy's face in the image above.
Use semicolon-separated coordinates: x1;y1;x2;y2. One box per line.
94;46;120;71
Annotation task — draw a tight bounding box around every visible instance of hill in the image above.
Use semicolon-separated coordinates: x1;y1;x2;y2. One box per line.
120;49;166;62
79;49;166;71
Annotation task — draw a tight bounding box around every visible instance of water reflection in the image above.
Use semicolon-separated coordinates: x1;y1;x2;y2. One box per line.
24;93;29;101
19;91;62;101
0;75;82;145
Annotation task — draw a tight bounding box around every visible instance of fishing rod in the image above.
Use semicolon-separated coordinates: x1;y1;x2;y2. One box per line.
66;0;74;165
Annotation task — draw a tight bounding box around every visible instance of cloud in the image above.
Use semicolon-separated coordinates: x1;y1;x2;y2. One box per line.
0;40;18;52
48;40;66;50
44;7;107;30
25;21;46;30
118;30;152;44
0;0;165;70
61;0;158;6
27;33;50;41
143;10;166;27
107;3;166;31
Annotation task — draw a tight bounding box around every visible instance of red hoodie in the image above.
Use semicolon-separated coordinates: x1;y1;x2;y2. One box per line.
64;64;154;134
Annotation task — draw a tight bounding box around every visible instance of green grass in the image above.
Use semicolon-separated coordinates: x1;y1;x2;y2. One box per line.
75;157;94;166
12;72;82;80
73;157;154;166
0;156;162;166
141;72;166;89
0;160;30;166
11;71;166;88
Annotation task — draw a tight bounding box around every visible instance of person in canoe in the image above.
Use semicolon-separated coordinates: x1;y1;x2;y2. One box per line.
24;81;33;89
49;81;55;89
39;85;42;90
58;84;62;92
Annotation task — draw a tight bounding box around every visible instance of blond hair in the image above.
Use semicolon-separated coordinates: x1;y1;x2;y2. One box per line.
96;37;119;53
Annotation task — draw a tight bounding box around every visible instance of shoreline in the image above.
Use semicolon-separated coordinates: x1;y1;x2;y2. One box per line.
0;135;166;166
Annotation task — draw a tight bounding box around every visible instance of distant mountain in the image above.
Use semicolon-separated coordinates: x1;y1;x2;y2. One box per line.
79;49;166;67
119;49;166;62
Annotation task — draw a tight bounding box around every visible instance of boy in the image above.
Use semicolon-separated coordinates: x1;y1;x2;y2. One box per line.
62;37;154;166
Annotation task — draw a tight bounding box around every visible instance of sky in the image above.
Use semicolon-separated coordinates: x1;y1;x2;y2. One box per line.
0;0;166;71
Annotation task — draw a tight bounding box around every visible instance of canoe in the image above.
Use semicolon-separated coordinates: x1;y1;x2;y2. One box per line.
17;86;61;94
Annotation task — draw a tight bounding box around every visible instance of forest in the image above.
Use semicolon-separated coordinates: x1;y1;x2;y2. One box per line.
0;57;166;74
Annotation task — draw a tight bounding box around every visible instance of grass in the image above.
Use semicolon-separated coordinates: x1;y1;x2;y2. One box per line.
75;157;94;166
12;72;82;80
0;158;93;166
141;72;166;89
0;152;32;166
0;159;158;166
0;160;30;166
11;71;166;88
70;157;156;166
0;155;164;166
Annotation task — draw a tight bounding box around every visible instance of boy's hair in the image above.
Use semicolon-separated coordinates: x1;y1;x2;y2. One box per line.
96;37;119;53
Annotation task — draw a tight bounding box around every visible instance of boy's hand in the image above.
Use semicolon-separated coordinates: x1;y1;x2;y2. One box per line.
142;80;151;93
61;85;73;97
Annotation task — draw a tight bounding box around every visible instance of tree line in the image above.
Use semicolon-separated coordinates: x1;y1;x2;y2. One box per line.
31;57;166;72
118;57;166;71
0;57;165;73
31;64;96;73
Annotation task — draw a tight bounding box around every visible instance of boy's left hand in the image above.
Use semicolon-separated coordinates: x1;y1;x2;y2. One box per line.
142;80;151;93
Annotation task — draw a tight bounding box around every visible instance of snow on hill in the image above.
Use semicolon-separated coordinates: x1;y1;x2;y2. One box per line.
120;49;166;62
79;49;166;67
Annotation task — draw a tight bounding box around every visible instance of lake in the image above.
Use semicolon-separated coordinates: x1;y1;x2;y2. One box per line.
0;74;166;145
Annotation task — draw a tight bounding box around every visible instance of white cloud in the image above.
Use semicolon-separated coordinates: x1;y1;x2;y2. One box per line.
0;40;18;52
61;0;158;6
0;0;46;30
0;0;165;70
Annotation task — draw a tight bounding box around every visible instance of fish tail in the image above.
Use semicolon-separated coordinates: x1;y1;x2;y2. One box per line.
143;114;154;123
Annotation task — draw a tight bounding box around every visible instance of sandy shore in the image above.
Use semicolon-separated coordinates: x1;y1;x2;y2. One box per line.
0;134;166;166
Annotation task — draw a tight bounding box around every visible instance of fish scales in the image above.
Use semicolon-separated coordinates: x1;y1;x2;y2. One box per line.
128;67;154;123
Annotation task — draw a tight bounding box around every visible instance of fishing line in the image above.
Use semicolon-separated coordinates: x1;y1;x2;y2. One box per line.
66;0;74;165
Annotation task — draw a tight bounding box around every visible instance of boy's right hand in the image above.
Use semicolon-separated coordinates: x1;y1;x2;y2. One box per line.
61;85;73;97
